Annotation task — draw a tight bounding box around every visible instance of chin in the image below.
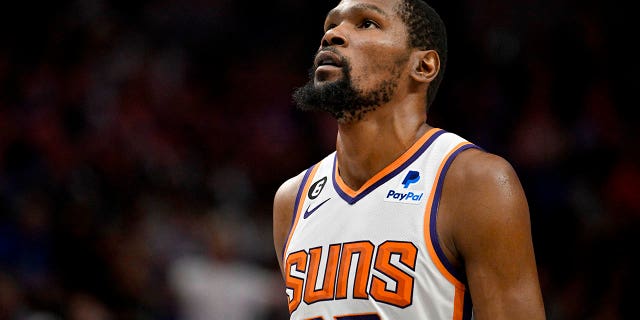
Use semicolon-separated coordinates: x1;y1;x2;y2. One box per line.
315;73;343;84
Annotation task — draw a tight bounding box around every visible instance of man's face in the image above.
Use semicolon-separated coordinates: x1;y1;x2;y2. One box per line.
293;0;411;122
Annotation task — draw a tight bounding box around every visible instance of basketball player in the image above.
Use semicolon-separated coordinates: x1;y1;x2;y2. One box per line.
273;0;546;319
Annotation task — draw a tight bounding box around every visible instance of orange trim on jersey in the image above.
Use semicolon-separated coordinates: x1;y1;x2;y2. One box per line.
334;127;441;198
284;163;321;257
453;285;466;320
423;141;472;288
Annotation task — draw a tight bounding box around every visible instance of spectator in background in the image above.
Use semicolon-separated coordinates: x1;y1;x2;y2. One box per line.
168;214;284;320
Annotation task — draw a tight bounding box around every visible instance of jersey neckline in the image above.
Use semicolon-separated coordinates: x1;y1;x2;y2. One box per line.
332;128;445;205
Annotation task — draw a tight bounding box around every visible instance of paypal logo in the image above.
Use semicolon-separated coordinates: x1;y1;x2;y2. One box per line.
384;170;424;205
386;190;423;201
402;171;420;188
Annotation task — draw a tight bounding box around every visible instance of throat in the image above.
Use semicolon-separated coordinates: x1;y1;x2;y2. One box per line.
335;122;432;191
335;135;403;191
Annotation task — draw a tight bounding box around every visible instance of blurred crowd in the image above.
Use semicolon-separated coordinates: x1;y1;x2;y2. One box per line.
0;0;637;319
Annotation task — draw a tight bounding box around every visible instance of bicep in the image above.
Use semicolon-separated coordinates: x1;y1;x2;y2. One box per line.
451;153;545;319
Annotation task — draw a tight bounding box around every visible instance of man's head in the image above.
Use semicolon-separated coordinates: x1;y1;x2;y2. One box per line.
293;0;447;122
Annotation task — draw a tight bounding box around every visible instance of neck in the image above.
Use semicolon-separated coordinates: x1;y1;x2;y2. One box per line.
335;96;431;190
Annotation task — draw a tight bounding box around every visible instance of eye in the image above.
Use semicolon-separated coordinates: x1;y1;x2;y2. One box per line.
359;19;379;29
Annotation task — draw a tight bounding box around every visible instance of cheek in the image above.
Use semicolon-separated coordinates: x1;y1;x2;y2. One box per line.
347;32;410;82
356;39;408;72
359;49;407;77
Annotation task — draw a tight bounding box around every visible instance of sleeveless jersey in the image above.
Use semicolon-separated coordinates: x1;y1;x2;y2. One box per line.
282;128;478;320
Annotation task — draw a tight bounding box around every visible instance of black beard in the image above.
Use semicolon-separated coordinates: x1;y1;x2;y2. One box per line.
292;59;398;122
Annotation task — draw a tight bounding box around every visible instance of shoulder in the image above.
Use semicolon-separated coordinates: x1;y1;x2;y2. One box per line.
446;147;529;230
448;149;526;212
273;172;306;224
439;147;530;261
447;147;522;194
272;170;307;273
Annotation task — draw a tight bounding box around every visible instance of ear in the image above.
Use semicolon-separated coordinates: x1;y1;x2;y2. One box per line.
410;50;440;84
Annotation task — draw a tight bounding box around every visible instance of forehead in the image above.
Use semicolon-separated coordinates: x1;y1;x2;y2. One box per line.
329;0;402;18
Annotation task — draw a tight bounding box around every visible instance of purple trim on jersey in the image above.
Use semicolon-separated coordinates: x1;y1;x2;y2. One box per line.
463;288;473;320
429;143;479;282
333;129;445;205
282;164;316;261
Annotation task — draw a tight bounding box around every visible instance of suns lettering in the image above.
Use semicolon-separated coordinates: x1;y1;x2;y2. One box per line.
285;241;417;312
286;250;308;312
304;244;341;304
370;241;418;308
336;241;375;300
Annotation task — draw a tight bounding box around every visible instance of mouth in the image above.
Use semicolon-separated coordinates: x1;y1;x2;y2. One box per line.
314;51;343;70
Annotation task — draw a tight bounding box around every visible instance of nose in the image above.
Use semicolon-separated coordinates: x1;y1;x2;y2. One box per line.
321;26;347;47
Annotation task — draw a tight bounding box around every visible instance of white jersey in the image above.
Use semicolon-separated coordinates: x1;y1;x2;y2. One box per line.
282;128;478;320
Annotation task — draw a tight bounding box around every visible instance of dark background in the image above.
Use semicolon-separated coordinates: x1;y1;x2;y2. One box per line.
0;0;637;319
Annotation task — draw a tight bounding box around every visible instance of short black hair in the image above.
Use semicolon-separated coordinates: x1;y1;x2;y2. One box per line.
396;0;447;110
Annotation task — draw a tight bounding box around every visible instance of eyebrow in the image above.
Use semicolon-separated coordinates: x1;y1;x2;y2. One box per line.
326;3;390;21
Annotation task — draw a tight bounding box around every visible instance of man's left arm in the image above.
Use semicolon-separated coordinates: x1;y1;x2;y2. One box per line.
445;150;546;319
